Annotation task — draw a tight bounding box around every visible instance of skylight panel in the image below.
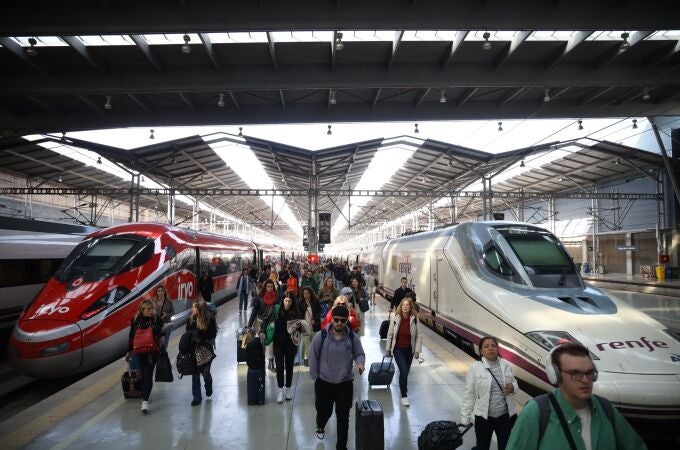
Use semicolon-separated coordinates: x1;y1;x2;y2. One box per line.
586;31;640;41
527;31;579;41
647;30;680;40
206;32;268;43
270;31;334;42
78;35;135;46
467;31;518;41
340;30;395;42
12;36;67;47
142;33;201;45
402;30;461;41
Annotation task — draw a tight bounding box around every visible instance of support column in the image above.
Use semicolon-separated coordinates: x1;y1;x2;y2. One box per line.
626;232;633;276
308;156;319;256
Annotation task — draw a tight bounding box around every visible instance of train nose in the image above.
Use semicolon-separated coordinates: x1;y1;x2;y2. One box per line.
9;319;83;378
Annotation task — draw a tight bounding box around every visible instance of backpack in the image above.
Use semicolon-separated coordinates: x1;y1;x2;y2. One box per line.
178;330;193;354
417;420;467;450
316;326;355;360
536;393;615;447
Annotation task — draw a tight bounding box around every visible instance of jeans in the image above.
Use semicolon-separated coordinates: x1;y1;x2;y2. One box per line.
274;337;297;388
393;347;413;397
192;361;213;401
136;352;157;402
473;413;512;450
239;290;248;311
315;378;353;450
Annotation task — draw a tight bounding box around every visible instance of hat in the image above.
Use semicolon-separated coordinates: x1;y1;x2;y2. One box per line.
340;287;353;296
332;305;349;318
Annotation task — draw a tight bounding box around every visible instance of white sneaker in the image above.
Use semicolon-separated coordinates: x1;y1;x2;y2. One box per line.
400;397;410;407
277;388;284;403
285;387;294;400
141;401;149;413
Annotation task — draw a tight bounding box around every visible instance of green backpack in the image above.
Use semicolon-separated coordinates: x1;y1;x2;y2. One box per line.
263;304;280;346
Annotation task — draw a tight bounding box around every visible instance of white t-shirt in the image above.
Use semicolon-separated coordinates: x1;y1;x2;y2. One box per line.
574;406;592;450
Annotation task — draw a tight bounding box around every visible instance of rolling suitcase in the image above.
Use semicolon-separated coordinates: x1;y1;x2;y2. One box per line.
247;368;265;405
121;369;143;398
355;399;384;450
236;328;247;364
379;320;389;339
417;420;472;450
368;356;395;388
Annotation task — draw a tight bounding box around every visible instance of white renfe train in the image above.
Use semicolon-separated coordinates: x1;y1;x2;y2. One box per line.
369;221;680;420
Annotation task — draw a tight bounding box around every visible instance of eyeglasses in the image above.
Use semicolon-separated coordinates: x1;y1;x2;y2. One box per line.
560;369;598;382
332;317;348;324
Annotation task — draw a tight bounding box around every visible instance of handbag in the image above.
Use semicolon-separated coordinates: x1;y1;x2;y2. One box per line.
154;350;174;382
358;298;370;313
195;344;216;368
264;319;275;346
132;326;157;354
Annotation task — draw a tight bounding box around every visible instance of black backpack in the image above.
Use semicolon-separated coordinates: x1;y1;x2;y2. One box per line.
178;330;193;354
417;420;468;450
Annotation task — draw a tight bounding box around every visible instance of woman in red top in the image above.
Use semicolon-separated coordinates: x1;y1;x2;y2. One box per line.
286;272;299;299
385;297;422;407
320;296;360;332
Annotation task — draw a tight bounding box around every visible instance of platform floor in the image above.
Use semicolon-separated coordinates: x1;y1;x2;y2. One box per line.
0;297;532;450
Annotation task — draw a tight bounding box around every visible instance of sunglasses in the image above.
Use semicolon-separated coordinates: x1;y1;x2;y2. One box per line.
332;317;348;324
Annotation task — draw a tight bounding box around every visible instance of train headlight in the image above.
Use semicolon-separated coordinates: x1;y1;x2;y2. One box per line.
526;330;599;360
80;287;130;320
41;342;69;357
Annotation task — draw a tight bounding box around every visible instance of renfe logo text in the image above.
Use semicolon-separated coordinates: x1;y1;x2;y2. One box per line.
596;336;668;352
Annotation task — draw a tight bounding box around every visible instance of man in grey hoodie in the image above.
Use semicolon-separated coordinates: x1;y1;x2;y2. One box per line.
309;305;365;450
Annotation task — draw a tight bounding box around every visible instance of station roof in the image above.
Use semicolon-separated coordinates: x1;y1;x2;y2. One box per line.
0;132;667;244
1;1;680;134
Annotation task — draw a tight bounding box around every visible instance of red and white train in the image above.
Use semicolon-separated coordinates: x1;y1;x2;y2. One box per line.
8;223;282;378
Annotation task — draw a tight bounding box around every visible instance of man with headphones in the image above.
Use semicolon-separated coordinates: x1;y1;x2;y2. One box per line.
506;342;646;450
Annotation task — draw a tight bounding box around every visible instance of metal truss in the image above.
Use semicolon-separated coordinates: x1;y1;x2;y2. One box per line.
0;188;662;201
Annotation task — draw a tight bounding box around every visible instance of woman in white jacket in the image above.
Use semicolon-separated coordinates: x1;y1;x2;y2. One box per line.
385;297;422;407
460;336;518;450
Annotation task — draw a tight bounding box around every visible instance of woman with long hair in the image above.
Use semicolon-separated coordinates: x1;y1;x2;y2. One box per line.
126;299;163;413
272;294;301;403
320;296;359;332
385;297;422;407
150;285;174;350
317;277;338;319
460;336;518;450
298;286;321;367
248;279;279;372
187;300;217;406
349;277;368;336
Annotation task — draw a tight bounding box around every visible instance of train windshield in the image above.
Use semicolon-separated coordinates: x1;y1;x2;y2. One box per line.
496;226;581;288
55;234;151;281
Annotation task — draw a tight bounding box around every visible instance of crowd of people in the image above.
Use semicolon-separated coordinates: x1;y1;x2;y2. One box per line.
126;257;647;450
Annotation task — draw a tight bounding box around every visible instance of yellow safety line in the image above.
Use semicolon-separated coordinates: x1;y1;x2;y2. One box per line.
3;369;121;449
49;396;126;450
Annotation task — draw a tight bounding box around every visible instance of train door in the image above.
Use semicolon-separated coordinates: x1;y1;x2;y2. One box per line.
430;254;440;311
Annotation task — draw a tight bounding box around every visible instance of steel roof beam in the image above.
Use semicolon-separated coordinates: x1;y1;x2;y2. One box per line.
494;31;531;70
440;31;468;70
62;36;107;72
594;31;653;69
228;91;241;111
579;86;616;105
414;88;431;109
647;39;680;66
0;37;51;77
544;31;593;71
387;30;404;70
129;34;164;71
198;33;221;73
178;92;196;110
127;93;152;112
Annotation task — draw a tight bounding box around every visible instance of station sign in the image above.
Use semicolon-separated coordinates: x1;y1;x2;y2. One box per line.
616;245;636;251
319;213;331;244
303;225;308;247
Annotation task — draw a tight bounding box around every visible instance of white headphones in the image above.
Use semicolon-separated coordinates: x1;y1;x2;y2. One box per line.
545;346;561;385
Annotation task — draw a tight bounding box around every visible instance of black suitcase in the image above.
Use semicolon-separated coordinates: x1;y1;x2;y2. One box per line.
236;328;247;364
246;336;265;370
417;421;472;450
368;356;395;387
355;399;384;450
247;368;265;405
379;320;389;339
121;370;143;398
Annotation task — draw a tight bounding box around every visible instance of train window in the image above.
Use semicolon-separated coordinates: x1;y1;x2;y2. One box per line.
0;258;63;288
482;247;514;277
505;235;570;272
71;238;139;272
129;242;154;270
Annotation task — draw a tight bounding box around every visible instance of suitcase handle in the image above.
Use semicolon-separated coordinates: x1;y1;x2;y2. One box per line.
379;356;393;371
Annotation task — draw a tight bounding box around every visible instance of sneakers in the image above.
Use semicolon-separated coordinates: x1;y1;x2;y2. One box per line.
277;388;284;403
316;427;325;439
191;399;201;406
141;401;149;414
400;396;410;407
285;387;294;400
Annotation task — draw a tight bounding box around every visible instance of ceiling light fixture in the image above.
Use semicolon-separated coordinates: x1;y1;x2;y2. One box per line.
614;158;620;165
149;129;155;139
238;127;243;137
497;121;503;132
327;124;332;136
104;95;112;110
217;92;225;107
335;32;344;51
619;32;630;52
578;119;583;130
520;160;525;168
642;88;651;101
182;34;191;54
482;32;492;50
414;123;419;134
632;118;638;129
543;87;551;102
97;156;102;164
559;176;564;182
329;89;337;105
439;89;447;103
26;37;38;56
58;175;62;183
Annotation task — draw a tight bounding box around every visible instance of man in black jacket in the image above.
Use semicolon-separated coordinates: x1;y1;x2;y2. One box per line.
390;277;412;311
